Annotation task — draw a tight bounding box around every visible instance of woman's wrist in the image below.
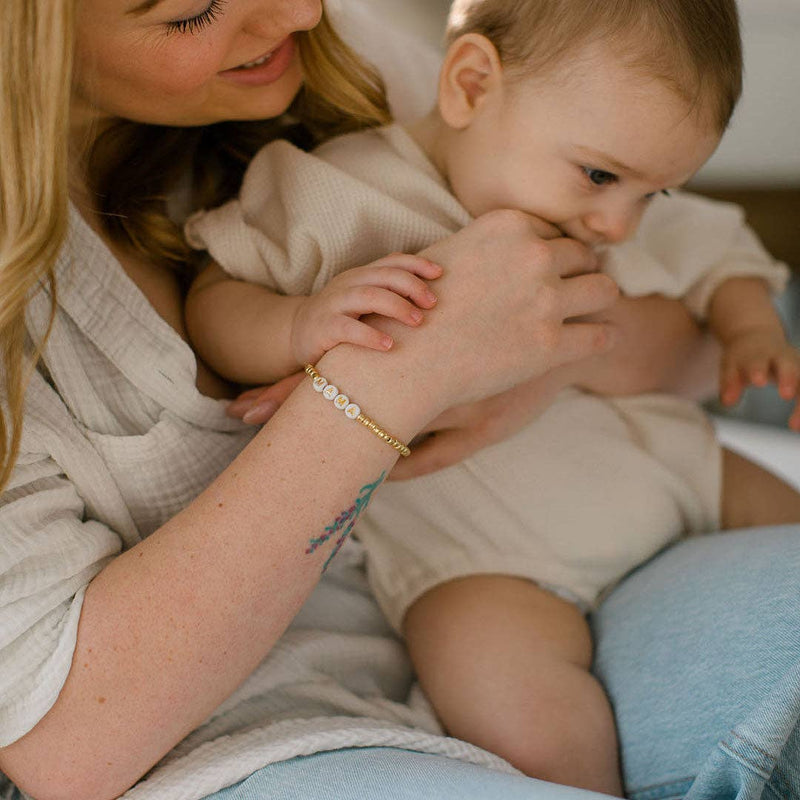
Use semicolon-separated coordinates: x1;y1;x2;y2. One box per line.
316;343;443;447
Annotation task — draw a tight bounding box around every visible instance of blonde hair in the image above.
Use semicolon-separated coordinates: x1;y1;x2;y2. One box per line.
0;5;390;491
447;0;742;132
0;0;73;490
88;11;391;279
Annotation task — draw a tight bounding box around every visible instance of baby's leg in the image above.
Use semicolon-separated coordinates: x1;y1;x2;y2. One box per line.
403;575;623;796
722;447;800;528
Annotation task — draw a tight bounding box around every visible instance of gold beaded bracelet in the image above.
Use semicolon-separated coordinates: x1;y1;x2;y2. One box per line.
305;364;411;458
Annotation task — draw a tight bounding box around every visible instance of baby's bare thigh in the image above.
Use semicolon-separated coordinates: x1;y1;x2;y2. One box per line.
403;576;622;793
404;575;592;667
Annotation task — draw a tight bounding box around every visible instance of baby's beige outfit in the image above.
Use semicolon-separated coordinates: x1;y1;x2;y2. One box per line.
187;124;788;630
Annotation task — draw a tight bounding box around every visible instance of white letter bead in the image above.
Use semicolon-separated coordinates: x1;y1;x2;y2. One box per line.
305;364;410;457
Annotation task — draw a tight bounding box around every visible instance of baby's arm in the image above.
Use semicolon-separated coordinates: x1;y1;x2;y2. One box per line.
185;255;441;385
709;277;800;429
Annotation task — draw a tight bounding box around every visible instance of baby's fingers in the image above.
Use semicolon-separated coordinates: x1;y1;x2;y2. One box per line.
740;354;770;388
368;253;443;281
789;400;800;432
330;316;397;353
340;286;430;327
719;362;745;407
775;355;800;402
345;266;439;310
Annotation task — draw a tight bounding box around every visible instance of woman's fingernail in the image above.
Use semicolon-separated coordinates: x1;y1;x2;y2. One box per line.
226;400;252;417
242;400;278;425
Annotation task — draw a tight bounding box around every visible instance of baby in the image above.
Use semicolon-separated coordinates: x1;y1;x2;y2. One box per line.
185;0;800;793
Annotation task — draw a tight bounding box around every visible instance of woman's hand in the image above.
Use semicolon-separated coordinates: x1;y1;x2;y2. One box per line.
562;293;715;399
404;210;619;412
389;372;565;480
227;373;305;425
389;292;717;479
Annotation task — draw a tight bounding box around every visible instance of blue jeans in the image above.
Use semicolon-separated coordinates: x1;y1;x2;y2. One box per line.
208;525;800;799
594;526;800;799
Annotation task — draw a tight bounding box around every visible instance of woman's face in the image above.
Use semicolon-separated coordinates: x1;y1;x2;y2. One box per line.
72;0;323;129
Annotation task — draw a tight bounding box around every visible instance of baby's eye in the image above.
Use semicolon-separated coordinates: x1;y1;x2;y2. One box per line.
583;167;617;187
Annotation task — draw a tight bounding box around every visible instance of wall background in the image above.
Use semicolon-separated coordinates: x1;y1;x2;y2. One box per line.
361;0;800;263
697;0;800;188
364;0;800;186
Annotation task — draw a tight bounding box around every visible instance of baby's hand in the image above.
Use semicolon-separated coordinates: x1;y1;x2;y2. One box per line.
290;253;442;366
720;326;800;430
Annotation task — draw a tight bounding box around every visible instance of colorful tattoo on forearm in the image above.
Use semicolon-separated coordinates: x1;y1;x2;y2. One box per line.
306;472;386;572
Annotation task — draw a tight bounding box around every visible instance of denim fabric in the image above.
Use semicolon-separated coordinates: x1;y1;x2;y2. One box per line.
206;747;612;800
204;526;800;800
593;526;800;800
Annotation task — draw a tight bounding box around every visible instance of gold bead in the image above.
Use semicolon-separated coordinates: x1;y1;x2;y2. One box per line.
305;364;411;457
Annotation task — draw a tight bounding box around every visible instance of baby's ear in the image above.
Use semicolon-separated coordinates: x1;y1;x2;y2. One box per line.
438;33;503;129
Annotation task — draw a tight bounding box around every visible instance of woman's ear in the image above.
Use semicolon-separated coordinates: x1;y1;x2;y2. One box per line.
438;34;504;130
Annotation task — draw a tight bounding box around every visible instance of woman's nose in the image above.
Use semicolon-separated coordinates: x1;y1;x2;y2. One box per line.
243;0;323;40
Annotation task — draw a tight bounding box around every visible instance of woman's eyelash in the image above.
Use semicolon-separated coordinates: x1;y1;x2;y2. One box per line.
166;0;227;35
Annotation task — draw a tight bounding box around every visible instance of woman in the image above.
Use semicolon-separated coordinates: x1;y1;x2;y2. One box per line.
0;1;796;799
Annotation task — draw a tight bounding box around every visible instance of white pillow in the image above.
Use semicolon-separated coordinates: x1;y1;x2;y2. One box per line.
713;416;800;491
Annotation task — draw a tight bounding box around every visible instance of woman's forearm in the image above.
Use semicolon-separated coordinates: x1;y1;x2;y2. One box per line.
0;346;433;800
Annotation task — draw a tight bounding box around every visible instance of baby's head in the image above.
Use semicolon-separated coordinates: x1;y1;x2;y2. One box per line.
429;0;742;244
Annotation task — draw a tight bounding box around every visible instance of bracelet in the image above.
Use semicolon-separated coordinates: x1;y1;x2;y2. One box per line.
304;364;411;458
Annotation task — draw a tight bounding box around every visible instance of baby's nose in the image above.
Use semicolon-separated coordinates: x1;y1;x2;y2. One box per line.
583;206;639;244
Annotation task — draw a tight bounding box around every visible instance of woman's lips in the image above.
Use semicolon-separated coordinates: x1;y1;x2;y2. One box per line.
219;37;296;86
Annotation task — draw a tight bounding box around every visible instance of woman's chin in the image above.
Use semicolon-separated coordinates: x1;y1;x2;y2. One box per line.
211;65;304;124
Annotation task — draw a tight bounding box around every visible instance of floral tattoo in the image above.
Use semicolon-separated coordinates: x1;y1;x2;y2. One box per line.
306;472;386;572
